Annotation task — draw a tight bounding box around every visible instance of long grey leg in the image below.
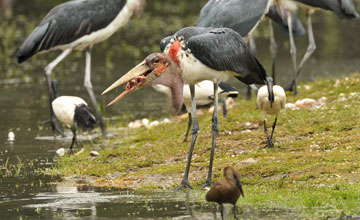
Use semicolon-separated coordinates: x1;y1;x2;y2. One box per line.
246;34;257;100
84;47;108;136
287;11;298;95
287;11;316;90
176;84;198;191
233;204;239;220
221;97;227;118
183;112;192;142
44;48;72;136
203;82;219;188
263;120;274;148
269;20;277;84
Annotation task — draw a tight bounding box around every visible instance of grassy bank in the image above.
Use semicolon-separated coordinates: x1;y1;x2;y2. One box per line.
47;74;360;218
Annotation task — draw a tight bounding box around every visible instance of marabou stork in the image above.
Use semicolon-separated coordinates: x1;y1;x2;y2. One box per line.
16;0;145;136
283;0;359;93
205;166;244;220
51;80;96;151
102;27;271;189
153;80;239;142
257;77;286;148
196;0;283;100
266;2;306;84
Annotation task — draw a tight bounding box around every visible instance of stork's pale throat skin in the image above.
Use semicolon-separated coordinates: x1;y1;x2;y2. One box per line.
102;53;176;106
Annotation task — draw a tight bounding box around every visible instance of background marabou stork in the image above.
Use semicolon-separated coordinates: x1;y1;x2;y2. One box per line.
103;27;271;189
284;0;359;93
153;80;239;142
266;3;306;84
16;0;145;136
195;0;282;100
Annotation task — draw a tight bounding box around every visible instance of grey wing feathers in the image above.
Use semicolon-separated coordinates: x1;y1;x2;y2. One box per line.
185;28;266;85
294;0;359;19
17;0;126;63
266;5;306;37
197;0;268;37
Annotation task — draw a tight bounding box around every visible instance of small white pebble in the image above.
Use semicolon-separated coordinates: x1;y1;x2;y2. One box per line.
304;85;311;90
8;132;15;141
162;118;171;123
90;151;99;157
142;118;149;126
56;148;66;157
149;121;160;127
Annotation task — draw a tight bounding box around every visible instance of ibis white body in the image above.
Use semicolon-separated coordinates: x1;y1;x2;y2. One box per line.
52;96;87;127
257;85;286;117
153;80;238;112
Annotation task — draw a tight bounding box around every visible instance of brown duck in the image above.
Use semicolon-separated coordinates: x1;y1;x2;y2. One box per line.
206;166;244;220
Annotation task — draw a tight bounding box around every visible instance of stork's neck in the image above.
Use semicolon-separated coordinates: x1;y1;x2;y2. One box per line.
169;76;184;112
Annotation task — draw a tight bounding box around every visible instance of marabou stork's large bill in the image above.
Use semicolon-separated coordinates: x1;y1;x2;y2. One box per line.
103;27;272;190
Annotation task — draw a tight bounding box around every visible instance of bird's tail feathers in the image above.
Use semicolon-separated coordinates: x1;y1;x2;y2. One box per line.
16;22;50;63
74;104;97;129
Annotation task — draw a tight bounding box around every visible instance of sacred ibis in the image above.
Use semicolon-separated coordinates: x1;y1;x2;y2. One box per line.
257;77;286;148
51;80;96;151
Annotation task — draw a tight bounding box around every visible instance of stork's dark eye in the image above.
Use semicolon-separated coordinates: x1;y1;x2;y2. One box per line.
153;58;160;64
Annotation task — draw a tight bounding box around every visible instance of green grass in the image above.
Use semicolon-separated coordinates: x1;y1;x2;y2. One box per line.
46;73;360;218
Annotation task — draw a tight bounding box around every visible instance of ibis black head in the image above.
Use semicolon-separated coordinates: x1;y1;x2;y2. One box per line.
266;77;274;107
74;104;96;129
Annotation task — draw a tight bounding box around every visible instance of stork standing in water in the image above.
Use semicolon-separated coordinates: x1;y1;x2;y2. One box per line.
283;0;359;93
103;27;270;189
153;80;239;142
16;0;145;136
266;2;306;84
257;77;286;148
51;80;96;151
206;166;244;220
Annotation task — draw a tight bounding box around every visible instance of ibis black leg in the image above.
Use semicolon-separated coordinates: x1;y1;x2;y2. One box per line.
269;20;277;84
263;120;274;148
221;97;227;118
233;204;239;220
270;117;278;140
176;85;198;191
183;113;192;142
287;12;316;91
84;47;108;136
287;11;298;95
203;82;219;188
220;204;224;220
44;49;72;137
70;126;78;151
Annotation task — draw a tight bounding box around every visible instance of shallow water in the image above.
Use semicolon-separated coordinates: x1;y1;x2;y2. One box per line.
1;0;360;219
